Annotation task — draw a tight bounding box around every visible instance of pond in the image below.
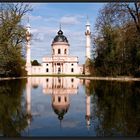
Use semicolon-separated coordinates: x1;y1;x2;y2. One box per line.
0;76;140;137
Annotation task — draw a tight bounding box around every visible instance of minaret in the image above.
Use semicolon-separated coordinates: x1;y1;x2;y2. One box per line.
26;19;31;75
85;16;91;75
85;80;91;130
85;16;91;60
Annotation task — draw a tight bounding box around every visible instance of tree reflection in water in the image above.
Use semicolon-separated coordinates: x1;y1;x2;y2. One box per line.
0;79;28;137
0;77;140;137
89;80;140;136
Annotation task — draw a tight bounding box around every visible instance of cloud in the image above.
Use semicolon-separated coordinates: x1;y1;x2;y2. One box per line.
60;16;79;25
31;28;39;33
30;3;44;9
29;15;43;21
30;26;57;42
60;15;84;25
23;3;44;9
62;120;80;128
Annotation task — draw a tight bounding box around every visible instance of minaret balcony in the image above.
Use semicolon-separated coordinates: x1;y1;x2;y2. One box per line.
85;31;91;35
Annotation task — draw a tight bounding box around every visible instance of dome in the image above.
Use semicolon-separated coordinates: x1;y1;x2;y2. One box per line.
52;29;68;43
52;104;70;120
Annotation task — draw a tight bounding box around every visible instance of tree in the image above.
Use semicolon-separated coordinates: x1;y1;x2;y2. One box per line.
0;3;32;77
93;2;140;77
31;60;41;66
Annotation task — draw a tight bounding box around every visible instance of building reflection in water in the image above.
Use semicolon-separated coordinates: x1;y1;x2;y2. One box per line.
85;79;91;130
25;77;92;130
43;77;79;123
26;77;32;126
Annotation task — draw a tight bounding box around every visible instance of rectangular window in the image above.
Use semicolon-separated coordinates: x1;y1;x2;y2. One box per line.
65;97;67;102
46;68;49;72
58;49;61;54
71;68;74;72
71;78;74;82
58;96;61;102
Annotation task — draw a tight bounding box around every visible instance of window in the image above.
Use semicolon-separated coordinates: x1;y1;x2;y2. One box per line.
57;63;60;65
53;49;55;55
71;78;74;82
65;97;67;102
46;68;49;72
58;67;61;73
64;49;67;54
71;63;73;66
71;68;74;72
58;78;61;83
58;96;61;102
46;78;49;82
46;63;48;66
58;49;61;54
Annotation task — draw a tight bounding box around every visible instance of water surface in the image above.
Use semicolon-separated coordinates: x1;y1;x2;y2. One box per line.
0;77;140;137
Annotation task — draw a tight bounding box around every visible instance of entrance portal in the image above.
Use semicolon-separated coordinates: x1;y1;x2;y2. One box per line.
58;67;61;74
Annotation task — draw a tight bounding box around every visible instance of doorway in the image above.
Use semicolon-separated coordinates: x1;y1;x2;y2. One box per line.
58;67;61;74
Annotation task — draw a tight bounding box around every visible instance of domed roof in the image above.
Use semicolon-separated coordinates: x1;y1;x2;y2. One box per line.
52;29;68;43
52;104;70;120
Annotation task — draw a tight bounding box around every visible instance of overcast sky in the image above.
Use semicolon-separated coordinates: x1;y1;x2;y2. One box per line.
22;3;106;64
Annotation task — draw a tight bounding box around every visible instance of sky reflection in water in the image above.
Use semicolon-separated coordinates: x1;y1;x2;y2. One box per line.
0;77;140;137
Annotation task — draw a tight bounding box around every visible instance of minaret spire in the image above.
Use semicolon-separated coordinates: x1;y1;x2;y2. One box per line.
26;15;31;75
59;23;61;30
85;16;91;59
86;15;90;26
85;16;91;75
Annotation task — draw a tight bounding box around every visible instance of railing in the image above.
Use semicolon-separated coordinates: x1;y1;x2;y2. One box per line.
42;56;78;62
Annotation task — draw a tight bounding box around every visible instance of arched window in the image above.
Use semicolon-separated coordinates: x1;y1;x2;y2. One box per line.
58;96;61;102
71;68;74;72
46;68;49;72
58;49;61;54
64;49;67;54
58;78;61;83
65;97;67;102
58;67;61;74
71;78;74;82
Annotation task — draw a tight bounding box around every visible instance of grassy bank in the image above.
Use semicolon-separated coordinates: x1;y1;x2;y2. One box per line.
79;76;140;81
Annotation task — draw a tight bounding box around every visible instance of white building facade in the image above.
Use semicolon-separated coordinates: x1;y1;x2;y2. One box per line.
26;26;83;75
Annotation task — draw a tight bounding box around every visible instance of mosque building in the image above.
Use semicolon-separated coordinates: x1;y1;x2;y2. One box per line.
25;18;91;75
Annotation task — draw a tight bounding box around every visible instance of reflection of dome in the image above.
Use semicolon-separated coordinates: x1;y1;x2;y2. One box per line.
52;104;70;120
52;29;68;43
